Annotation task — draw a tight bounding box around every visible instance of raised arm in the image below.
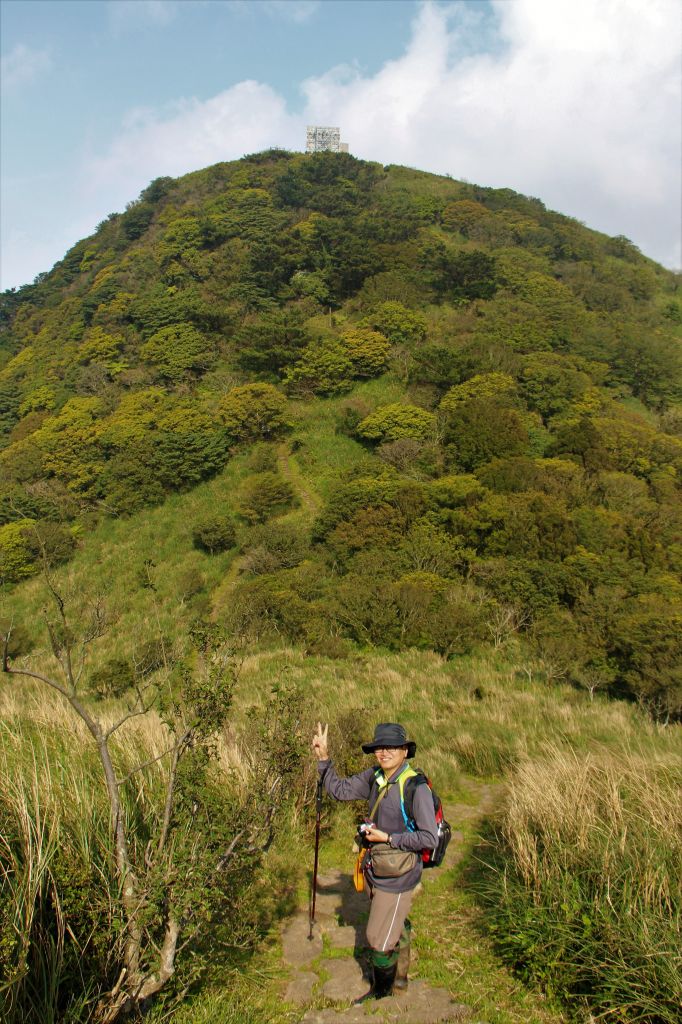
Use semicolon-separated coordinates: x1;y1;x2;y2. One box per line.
312;721;374;802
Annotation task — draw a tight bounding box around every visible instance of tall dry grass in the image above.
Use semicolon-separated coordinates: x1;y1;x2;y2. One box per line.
478;747;681;1022
0;683;258;1024
2;651;680;1023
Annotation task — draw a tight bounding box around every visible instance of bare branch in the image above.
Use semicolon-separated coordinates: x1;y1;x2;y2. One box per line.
156;729;194;861
115;742;178;788
3;664;101;737
216;831;245;872
74;598;109;686
104;698;158;741
2;623;12;673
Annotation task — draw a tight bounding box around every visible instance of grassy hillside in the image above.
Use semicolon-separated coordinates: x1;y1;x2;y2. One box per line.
1;152;681;1022
2;149;681;713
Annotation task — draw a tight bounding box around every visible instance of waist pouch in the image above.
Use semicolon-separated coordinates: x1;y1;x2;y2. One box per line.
369;843;417;878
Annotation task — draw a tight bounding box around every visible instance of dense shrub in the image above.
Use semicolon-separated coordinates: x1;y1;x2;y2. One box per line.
284;338;354;395
357;403;436;443
359;301;427;346
340;327;390;377
240;521;310;574
217;383;289;442
192;514;237;554
140;322;215;381
237;472;296;524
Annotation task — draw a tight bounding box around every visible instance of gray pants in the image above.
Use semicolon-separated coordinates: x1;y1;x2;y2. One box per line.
365;886;416;952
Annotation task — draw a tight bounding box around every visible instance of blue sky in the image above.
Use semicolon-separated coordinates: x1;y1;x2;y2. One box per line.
2;0;680;291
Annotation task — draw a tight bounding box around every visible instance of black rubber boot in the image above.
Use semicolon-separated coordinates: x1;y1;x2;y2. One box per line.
353;961;398;1002
373;961;398;998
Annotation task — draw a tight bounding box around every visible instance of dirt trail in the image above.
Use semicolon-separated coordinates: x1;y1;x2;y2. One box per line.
277;442;322;518
280;783;503;1023
211;443;320;619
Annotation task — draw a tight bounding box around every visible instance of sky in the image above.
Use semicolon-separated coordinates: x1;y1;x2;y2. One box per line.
1;0;680;292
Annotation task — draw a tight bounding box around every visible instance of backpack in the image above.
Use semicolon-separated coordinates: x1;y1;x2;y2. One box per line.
373;765;452;869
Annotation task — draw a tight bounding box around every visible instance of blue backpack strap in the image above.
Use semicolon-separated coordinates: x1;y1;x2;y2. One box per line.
397;766;419;832
372;765;419;830
400;770;430;831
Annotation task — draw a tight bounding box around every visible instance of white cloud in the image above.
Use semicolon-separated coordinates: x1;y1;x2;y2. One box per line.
85;0;682;269
83;80;301;205
4;0;680;290
301;0;682;266
1;43;52;90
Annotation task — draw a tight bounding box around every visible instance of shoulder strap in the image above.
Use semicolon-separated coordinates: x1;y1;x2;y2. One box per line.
370;763;416;823
368;782;389;821
400;770;429;830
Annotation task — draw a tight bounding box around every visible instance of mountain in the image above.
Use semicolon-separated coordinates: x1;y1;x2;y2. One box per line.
1;149;681;715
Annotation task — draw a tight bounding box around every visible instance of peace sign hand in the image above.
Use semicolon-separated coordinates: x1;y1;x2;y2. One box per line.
312;722;329;761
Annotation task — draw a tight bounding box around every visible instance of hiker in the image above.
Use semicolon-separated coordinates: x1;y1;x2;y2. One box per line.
312;721;438;1001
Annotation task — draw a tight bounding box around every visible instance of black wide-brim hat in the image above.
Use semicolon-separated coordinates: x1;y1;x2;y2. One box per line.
362;722;416;759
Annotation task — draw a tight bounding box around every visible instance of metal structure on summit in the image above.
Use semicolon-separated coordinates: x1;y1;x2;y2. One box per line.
306;126;349;153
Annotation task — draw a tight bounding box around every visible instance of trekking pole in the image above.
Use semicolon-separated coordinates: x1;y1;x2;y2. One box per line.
309;776;324;939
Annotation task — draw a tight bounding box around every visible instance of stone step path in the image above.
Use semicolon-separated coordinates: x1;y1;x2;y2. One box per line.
280;784;503;1023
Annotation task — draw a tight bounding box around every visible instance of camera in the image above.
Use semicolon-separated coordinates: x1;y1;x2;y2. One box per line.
356;821;375;849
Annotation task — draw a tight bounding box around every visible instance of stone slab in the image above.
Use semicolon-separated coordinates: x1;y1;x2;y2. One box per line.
326;925;363;949
314;886;369;926
316;870;346;892
302;1009;370;1024
285;970;318;1004
314;892;347;917
320;956;368;1002
281;913;322;967
302;992;471;1024
388;981;471;1022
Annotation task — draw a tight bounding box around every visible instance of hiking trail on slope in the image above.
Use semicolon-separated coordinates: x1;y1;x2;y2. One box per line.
279;782;502;1023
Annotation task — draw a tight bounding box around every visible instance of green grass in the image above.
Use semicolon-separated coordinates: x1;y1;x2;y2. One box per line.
231;647;681;781
2;647;680;1023
2;452;255;661
167;784;568;1024
472;749;681;1023
2;373;406;666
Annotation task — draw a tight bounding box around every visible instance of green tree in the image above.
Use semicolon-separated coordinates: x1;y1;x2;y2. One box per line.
140;322;215;382
359;302;427;346
326;504;405;565
357;403;436;443
192;514;237;554
611;595;682;719
443;397;529;471
440;373;517;413
441;199;490;235
233;310;308;376
419;242;497;302
77;326;126;376
217;383;289;442
610;328;682;408
0;520;37;583
519;353;592;420
237;472;296;523
284;338;354;396
341;327;390;377
428;583;487;658
529;609;589;682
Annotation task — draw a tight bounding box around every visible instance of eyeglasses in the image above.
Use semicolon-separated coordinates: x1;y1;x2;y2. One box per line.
373;746;403;752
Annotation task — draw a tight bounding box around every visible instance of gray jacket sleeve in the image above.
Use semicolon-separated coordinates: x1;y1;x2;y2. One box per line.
317;760;375;802
389;782;438;853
